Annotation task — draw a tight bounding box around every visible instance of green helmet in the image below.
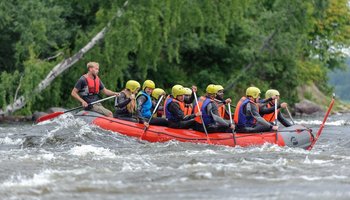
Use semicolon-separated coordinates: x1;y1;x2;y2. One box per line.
152;88;166;100
172;84;185;98
246;87;261;98
183;87;192;95
206;84;217;94
265;89;280;99
142;80;155;90
215;85;224;93
125;80;141;93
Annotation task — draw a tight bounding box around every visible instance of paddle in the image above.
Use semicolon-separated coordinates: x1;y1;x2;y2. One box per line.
193;92;211;144
307;94;335;150
285;106;295;125
227;103;237;146
140;95;164;140
274;98;278;141
36;95;116;123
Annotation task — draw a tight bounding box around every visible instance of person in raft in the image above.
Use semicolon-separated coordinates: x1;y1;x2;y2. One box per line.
71;62;118;117
136;80;168;127
114;80;140;122
213;84;232;120
259;89;292;127
164;85;201;129
183;87;194;116
151;88;166;117
233;87;278;133
193;84;235;133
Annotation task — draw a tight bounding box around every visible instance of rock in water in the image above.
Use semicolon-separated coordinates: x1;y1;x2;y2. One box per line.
295;99;323;115
32;111;48;121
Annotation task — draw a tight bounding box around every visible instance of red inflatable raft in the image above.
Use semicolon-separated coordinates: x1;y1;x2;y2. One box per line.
75;111;317;149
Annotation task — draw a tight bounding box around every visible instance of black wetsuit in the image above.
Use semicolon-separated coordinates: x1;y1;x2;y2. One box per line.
236;101;273;133
166;100;196;129
259;102;292;127
137;95;168;126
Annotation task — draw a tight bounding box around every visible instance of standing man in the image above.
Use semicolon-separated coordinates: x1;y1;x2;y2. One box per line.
71;62;118;117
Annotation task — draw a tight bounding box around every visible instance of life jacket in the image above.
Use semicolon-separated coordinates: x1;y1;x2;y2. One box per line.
194;96;215;125
78;74;101;103
164;95;186;121
262;102;279;122
184;104;193;116
216;101;226;118
233;97;259;128
136;91;152;118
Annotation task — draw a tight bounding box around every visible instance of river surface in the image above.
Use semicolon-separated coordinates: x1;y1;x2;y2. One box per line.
0;112;350;200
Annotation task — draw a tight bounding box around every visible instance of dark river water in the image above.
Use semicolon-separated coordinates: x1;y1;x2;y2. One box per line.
0;112;350;200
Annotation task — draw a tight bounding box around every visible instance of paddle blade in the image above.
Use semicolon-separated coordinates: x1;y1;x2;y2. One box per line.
36;111;64;123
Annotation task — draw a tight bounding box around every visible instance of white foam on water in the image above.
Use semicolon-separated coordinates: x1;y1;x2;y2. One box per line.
303;156;335;166
68;145;116;159
254;174;348;182
19;154;56;161
0;137;23;145
2;170;52;187
184;149;218;156
1;168;90;188
178;162;207;170
37;113;87;128
295;119;347;126
300;175;348;181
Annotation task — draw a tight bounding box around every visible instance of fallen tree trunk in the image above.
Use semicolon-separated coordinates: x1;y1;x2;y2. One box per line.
0;1;128;115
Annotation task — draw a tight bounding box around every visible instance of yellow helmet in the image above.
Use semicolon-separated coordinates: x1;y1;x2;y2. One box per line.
172;84;186;98
125;80;141;93
246;87;261;98
142;80;155;90
215;85;224;93
206;84;217;94
183;87;192;95
265;89;280;99
152;88;166;100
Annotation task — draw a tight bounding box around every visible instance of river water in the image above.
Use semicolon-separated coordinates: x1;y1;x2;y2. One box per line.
0;112;350;200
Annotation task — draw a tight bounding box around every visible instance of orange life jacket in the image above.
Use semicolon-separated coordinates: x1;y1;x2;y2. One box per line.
262;103;279;122
164;95;186;120
83;74;100;95
184;104;193;116
216;102;226;118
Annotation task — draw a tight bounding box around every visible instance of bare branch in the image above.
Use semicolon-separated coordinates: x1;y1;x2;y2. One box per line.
0;1;129;115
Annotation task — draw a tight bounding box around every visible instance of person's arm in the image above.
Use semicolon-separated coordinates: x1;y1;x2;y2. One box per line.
115;93;131;108
259;97;273;104
277;111;292;127
168;102;186;120
259;102;285;115
136;95;148;122
247;103;274;128
71;78;88;107
71;88;88;107
99;80;118;96
207;103;230;127
102;88;118;96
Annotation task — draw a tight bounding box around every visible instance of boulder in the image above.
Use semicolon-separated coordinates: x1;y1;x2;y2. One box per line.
32;111;48;121
294;99;323;115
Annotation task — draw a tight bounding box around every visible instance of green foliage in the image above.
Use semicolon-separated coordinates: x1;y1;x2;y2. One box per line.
0;0;349;114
